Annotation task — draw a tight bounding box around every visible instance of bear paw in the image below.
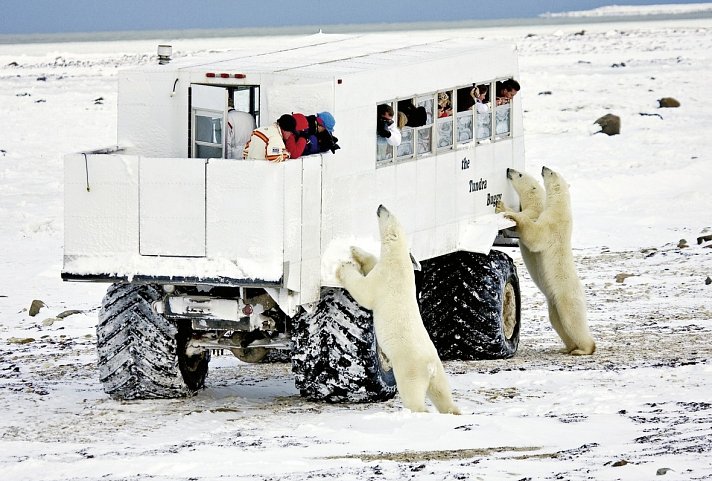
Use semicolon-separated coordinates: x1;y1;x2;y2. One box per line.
350;246;377;275
502;211;518;223
336;261;360;282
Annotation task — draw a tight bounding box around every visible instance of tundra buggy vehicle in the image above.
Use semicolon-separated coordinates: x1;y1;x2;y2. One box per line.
63;33;524;402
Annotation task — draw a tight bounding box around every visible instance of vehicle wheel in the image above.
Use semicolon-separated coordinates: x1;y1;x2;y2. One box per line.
262;348;292;363
231;346;269;363
291;287;396;403
419;250;521;360
97;283;210;400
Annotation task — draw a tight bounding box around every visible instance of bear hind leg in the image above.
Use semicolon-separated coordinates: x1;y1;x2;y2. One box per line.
556;300;596;356
547;299;577;353
427;366;461;415
394;366;430;413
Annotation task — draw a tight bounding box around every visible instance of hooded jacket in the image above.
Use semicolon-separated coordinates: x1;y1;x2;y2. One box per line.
284;113;309;159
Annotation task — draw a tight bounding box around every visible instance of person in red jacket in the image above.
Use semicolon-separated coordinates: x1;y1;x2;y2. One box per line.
283;113;309;159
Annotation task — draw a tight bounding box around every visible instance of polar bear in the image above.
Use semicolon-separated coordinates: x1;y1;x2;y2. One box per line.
496;168;546;292
502;167;596;356
336;205;460;414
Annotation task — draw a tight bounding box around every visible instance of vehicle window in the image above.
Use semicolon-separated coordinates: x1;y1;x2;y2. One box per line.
231;86;260;126
494;78;518;139
456;85;475;144
375;78;515;166
376;101;396;166
416;95;434;156
194;109;223;158
495;103;511;138
436;90;454;150
476;82;493;142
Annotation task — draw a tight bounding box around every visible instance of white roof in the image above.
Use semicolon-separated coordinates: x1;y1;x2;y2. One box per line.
169;33;510;78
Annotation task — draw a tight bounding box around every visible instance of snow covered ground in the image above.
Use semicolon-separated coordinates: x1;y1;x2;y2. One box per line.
542;2;712;17
1;8;711;481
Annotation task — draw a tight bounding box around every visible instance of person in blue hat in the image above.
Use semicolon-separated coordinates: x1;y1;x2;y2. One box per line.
302;111;340;155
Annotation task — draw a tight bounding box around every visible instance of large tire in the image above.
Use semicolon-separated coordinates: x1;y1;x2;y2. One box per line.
291;287;396;403
419;250;521;360
97;283;210;400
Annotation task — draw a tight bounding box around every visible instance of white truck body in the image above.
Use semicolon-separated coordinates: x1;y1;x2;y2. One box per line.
63;33;523;316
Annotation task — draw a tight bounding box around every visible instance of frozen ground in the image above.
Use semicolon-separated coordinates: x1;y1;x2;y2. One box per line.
1;9;711;481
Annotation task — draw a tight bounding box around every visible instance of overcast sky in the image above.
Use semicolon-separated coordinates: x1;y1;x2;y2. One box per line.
0;0;705;35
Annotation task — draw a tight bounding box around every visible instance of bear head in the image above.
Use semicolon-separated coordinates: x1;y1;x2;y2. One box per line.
541;166;570;200
377;204;407;248
507;168;545;216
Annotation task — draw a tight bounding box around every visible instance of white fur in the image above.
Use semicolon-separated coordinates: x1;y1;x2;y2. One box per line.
336;205;461;414
502;167;596;355
496;168;546;292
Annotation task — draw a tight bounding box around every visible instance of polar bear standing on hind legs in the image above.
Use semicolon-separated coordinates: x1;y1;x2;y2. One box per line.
336;205;461;414
501;166;596;356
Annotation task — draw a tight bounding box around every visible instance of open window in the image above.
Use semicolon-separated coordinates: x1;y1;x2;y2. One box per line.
456;85;475;144
396;97;430;160
376;101;396;166
476;82;493;142
494;78;517;139
436;90;454;150
230;86;261;127
415;95;434;156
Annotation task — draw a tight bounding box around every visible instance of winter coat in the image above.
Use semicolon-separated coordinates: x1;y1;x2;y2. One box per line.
284;113;309;159
302;114;340;155
243;123;290;162
227;110;256;159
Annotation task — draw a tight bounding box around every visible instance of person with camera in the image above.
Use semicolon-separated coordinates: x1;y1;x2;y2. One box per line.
376;104;401;161
377;103;402;146
302;112;340;156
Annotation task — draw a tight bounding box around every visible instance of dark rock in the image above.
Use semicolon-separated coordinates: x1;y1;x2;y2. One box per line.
705;277;711;286
9;337;35;345
658;97;680;108
36;76;47;81
615;273;636;283
7;61;18;66
57;309;83;319
677;239;689;248
29;299;46;317
639;112;663;120
594;114;621;136
538;91;553;95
